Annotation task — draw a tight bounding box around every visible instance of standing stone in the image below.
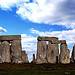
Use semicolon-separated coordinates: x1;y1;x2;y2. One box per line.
0;44;2;63
22;51;29;63
0;41;11;63
25;54;29;63
31;54;36;63
22;51;26;63
37;41;47;63
11;40;22;63
33;54;35;61
71;45;75;63
47;41;59;63
59;43;70;64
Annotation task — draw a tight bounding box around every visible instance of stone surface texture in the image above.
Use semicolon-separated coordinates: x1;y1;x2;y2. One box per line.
0;35;29;63
37;36;70;64
59;40;66;44
37;36;58;44
22;51;29;63
71;45;75;63
0;41;11;63
25;54;29;63
59;43;70;64
0;35;21;41
37;41;47;63
11;40;22;63
47;41;59;63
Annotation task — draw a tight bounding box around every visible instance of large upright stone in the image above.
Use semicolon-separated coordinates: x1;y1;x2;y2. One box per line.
22;51;29;63
0;41;11;63
11;40;22;63
37;41;47;63
59;43;70;64
71;45;75;63
25;54;29;63
33;54;35;61
47;41;59;63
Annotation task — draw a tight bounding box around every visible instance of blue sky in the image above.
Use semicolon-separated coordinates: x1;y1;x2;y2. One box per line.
0;0;75;62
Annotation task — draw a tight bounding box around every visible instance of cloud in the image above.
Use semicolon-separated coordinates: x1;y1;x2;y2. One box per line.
16;0;75;29
0;0;29;10
21;34;37;62
0;0;75;28
0;27;7;33
30;28;75;46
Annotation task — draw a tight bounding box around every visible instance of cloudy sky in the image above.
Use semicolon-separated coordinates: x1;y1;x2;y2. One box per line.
0;0;75;62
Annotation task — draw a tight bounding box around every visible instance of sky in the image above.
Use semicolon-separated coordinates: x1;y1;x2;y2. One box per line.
0;0;75;62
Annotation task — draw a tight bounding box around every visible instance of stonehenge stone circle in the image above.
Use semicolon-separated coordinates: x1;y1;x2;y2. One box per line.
0;35;29;63
37;36;70;64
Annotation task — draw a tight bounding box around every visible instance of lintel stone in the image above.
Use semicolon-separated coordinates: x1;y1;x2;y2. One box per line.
37;36;58;44
0;35;21;41
59;40;66;44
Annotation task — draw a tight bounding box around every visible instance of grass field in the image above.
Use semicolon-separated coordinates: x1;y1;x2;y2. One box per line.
0;63;75;75
0;69;75;75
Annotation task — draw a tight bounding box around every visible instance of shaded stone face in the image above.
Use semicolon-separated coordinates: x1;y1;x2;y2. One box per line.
47;41;59;63
25;54;29;63
0;41;11;63
33;54;35;61
37;41;47;63
22;51;29;63
11;40;22;63
59;43;70;64
71;45;75;63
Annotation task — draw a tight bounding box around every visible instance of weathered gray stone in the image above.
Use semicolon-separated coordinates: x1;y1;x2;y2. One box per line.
11;40;22;63
37;41;47;63
22;51;29;63
47;41;59;63
59;40;66;44
25;54;29;63
0;44;2;63
71;45;75;63
0;41;11;63
22;51;26;63
0;35;21;41
59;43;70;64
37;36;58;44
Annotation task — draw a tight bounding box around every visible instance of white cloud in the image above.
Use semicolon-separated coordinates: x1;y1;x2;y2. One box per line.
21;34;37;62
16;0;75;29
0;27;7;33
0;0;75;28
30;28;75;46
0;0;29;10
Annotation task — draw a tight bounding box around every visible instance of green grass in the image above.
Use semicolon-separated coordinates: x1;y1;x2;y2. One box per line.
0;70;74;75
